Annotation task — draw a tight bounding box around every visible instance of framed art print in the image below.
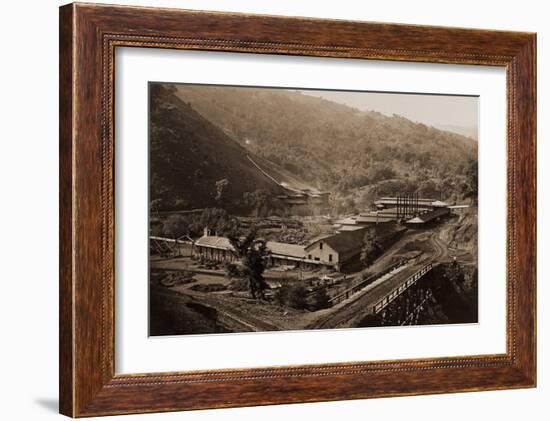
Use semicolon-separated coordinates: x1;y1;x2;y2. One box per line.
59;3;536;417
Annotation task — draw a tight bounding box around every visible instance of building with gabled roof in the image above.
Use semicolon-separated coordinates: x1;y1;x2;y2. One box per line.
193;235;333;270
192;221;406;272
305;221;406;271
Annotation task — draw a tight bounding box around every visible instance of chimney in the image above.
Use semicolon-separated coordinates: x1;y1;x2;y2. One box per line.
203;227;209;237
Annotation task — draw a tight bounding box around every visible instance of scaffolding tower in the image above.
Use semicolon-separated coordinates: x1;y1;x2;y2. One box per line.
396;192;419;221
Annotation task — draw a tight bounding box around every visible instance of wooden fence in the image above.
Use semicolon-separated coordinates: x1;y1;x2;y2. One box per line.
328;259;409;306
372;263;433;314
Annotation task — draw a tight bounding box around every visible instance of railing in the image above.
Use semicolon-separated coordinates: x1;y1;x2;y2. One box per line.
372;263;433;314
149;236;193;244
328;259;409;306
149;236;193;257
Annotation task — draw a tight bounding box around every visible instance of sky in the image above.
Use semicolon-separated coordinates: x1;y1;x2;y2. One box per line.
300;89;479;140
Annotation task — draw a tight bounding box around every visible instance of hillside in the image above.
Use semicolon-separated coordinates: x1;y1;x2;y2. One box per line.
173;84;478;209
149;84;287;211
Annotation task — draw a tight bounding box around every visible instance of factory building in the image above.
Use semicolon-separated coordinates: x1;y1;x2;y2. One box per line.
192;221;405;272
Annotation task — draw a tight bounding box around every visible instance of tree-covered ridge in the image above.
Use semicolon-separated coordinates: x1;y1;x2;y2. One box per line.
174;85;477;206
149;84;287;212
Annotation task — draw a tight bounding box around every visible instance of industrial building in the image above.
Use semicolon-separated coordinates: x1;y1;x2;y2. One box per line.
193;236;325;269
305;221;406;271
374;197;450;210
334;196;452;232
192;221;405;272
188;195;456;273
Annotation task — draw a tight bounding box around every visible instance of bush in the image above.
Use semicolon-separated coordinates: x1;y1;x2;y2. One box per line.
189;283;227;293
227;277;249;292
163;214;189;238
225;262;241;278
307;287;331;311
370;165;397;183
274;284;308;309
159;272;196;287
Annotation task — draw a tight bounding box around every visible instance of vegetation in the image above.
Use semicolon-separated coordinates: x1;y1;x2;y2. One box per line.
152;208;240;238
273;227;308;245
274;284;308;309
228;228;270;299
149;84;285;213
360;228;381;267
173;85;478;207
189;283;227;293
224;262;241;279
241;189;285;217
162;214;192;239
158;271;196;287
273;283;331;311
214;178;229;204
150;83;478;216
461;156;478;202
308;287;331;311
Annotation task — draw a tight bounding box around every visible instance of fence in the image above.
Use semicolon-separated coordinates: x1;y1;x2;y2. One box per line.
372;263;433;314
149;236;193;257
328;259;410;306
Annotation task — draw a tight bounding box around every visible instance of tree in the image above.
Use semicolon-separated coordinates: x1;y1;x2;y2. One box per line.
242;189;270;216
149;220;164;237
192;208;240;237
149;198;163;215
163;215;189;239
228;228;270;299
360;227;381;267
334;196;357;215
370;164;397;183
443;262;465;285
418;179;440;198
462;157;478;202
214;178;229;203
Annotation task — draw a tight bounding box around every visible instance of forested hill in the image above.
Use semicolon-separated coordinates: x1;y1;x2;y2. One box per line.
149;84;287;211
174;85;478;210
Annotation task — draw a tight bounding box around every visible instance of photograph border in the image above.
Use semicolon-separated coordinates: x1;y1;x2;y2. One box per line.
59;2;536;417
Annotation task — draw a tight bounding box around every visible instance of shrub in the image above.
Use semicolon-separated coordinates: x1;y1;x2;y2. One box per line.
274;284;308;309
225;262;241;278
159;272;196;287
163;214;190;238
189;283;227;293
227;277;249;292
307;287;331;311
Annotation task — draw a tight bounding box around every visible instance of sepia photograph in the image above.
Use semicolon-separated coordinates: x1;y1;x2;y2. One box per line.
148;82;479;336
49;1;538;417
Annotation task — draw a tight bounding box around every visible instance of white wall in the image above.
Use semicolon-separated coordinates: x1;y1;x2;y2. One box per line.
0;0;546;420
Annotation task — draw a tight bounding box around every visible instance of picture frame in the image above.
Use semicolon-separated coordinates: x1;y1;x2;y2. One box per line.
59;2;536;417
